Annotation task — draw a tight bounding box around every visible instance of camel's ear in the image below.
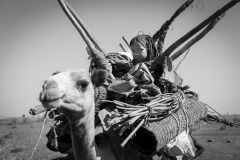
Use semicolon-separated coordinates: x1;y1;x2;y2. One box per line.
52;71;60;76
91;68;109;87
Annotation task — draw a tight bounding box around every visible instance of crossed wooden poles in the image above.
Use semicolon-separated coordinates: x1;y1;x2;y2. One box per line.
58;0;239;71
29;0;240;115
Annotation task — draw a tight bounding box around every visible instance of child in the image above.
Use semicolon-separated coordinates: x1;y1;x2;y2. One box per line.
129;34;159;65
129;34;182;91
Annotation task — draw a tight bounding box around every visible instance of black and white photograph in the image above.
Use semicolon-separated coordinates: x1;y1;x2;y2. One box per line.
0;0;240;159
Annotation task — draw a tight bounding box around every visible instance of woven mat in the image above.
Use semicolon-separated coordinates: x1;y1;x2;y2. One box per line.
129;98;207;155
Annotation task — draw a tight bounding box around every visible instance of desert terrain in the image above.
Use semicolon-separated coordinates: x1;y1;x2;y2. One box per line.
0;115;239;160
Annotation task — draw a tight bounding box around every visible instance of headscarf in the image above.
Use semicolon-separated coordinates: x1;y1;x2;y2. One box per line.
129;35;159;65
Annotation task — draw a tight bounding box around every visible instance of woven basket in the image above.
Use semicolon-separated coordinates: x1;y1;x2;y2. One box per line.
128;98;207;156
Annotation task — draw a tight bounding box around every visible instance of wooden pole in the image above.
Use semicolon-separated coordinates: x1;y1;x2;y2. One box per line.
122;36;131;49
119;43;126;52
63;0;107;54
152;0;195;54
58;0;96;53
162;0;240;58
171;13;225;61
58;0;115;79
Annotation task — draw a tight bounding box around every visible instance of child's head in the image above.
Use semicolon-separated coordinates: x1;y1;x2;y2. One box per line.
130;34;158;64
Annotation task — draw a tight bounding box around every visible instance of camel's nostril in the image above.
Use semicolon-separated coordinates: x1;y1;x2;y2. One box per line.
46;80;58;89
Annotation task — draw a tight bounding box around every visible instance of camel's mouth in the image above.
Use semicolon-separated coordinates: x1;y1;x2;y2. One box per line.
39;89;66;110
41;96;64;110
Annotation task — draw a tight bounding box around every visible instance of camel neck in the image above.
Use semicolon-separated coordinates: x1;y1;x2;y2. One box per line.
70;109;97;160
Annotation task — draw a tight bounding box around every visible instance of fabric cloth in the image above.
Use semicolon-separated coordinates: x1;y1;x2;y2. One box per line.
107;63;161;101
107;79;137;100
163;130;196;158
89;48;112;74
122;62;154;85
106;52;133;78
117;51;133;60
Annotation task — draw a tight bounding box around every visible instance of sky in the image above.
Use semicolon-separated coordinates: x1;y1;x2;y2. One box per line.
0;0;240;117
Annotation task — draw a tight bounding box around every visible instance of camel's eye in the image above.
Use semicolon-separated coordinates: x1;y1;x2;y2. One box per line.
76;79;89;91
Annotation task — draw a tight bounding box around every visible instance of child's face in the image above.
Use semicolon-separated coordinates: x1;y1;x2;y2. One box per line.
130;42;148;63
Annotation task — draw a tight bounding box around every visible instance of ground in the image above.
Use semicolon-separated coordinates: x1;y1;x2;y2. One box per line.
0;117;65;160
192;121;240;160
0;115;239;160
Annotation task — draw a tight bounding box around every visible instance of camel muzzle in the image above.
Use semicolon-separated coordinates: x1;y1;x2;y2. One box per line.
40;80;66;109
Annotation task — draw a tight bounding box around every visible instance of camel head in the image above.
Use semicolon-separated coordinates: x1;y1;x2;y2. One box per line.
39;68;95;121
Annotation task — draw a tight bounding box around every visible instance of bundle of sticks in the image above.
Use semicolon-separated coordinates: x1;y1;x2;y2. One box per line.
102;90;186;147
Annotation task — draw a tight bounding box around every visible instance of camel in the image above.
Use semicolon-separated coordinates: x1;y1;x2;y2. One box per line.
39;68;116;160
39;68;155;160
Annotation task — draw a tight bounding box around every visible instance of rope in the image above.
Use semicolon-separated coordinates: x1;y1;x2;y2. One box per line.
204;102;226;120
171;113;180;136
29;110;49;160
202;102;240;127
181;106;189;132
